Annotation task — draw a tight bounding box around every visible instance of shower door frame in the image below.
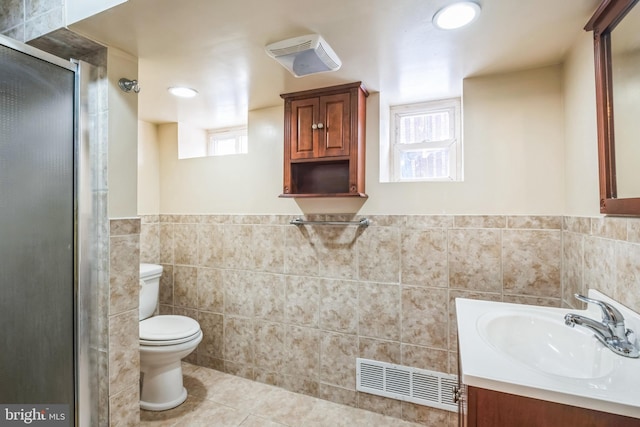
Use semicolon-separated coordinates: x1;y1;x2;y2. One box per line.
0;34;97;427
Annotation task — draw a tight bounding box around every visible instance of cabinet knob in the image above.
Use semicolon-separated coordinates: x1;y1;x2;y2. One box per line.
311;124;318;130
317;123;324;129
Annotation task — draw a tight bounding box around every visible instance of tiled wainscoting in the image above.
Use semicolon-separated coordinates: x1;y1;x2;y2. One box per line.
109;218;142;426
137;213;640;426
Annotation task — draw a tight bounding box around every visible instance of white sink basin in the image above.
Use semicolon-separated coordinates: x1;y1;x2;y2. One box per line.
477;310;615;379
456;293;640;419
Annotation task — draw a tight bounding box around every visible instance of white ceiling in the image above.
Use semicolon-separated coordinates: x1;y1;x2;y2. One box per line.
70;0;600;130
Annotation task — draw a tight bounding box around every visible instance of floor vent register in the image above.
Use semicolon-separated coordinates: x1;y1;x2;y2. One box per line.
356;358;458;412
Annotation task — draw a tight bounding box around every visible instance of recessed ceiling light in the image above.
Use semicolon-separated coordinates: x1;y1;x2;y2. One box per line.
433;2;481;30
168;87;198;98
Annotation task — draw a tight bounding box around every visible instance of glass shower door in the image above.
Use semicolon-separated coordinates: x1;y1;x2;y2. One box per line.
0;39;76;423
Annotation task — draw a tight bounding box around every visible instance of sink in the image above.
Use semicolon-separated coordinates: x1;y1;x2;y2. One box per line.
477;310;616;379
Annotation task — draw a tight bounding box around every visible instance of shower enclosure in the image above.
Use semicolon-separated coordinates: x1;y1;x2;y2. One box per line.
0;35;100;426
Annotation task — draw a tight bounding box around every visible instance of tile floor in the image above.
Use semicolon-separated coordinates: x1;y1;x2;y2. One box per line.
140;363;430;427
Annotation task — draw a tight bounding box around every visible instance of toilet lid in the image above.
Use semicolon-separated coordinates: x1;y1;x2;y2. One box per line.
140;315;201;341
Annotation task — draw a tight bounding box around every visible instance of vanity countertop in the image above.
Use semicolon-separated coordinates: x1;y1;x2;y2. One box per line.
456;291;640;419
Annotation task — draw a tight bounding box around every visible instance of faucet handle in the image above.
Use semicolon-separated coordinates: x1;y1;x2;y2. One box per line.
574;294;624;326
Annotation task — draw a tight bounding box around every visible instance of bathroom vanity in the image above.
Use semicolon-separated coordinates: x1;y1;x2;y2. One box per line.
455;292;640;426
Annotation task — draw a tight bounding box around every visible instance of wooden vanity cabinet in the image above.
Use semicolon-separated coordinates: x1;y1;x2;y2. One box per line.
280;82;368;197
456;346;638;426
462;386;638;427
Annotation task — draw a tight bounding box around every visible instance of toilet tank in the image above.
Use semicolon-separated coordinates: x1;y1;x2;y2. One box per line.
139;263;163;320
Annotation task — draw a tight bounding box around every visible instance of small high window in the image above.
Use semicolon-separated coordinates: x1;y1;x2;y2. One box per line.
389;98;462;182
207;126;248;156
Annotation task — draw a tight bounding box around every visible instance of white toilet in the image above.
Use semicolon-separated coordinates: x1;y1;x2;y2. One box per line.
139;263;203;411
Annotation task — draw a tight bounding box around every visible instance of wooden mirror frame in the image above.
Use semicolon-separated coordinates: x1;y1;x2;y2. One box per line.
585;0;640;215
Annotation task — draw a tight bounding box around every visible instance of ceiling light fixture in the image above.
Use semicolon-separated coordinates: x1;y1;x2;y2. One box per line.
433;2;481;30
168;86;198;98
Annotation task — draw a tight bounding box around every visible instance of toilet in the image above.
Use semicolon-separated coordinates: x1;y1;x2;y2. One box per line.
139;263;203;411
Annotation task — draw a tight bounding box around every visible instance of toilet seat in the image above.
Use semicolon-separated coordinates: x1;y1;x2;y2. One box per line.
140;315;201;346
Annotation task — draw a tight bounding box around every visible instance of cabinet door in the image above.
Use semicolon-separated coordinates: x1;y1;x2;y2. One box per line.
290;97;319;159
318;92;351;157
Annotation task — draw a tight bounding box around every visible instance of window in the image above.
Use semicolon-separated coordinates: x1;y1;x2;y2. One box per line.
207;126;248;156
389;98;462;182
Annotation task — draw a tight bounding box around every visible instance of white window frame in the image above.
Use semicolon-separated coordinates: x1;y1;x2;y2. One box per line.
389;98;462;182
207;126;248;156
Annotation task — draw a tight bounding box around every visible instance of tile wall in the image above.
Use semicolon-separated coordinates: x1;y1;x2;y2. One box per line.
0;0;65;42
563;216;640;312
109;218;141;427
140;213;574;426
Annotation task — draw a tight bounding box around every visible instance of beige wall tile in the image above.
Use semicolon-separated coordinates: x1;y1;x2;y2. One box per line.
563;216;591;234
315;226;358;279
357;227;400;283
159;223;174;264
197;267;223;313
502;230;561;298
285;275;319;327
448;229;502;292
198;311;223;360
224;269;254;317
254;321;285;372
108;310;139;396
584;236;616;299
357;392;402;418
507;215;561;229
284;325;319;378
401;344;448;372
319;279;358;334
319;383;358;408
320;332;358;389
591;217;627;240
284;226;319;276
224;316;254;365
198;224;224;268
454;215;506;228
223;225;254;270
253;225;285;273
615;241;640;313
401;286;448;348
140;222;159;263
358;337;401;364
174;223;198;265
158;264;173;306
628;218;640;243
562;232;584;307
358;282;401;341
174;265;198;309
109;235;139;315
401;228;448;287
401;401;450;425
108;384;139;427
253;272;285;322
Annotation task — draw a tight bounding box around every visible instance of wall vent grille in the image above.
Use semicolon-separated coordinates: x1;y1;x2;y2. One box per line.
356;358;458;412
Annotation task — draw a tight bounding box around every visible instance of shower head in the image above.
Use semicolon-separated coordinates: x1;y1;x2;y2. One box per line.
118;78;141;93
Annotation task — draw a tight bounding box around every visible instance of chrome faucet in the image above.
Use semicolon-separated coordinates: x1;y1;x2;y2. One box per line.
564;294;639;358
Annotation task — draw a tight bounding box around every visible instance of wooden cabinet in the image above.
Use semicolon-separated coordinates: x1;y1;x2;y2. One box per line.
457;347;638;426
462;386;639;427
280;82;368;197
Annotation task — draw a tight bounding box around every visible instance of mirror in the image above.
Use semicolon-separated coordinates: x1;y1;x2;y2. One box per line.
611;5;640;198
586;0;640;215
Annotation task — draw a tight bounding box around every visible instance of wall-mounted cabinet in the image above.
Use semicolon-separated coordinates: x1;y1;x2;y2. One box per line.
279;82;368;198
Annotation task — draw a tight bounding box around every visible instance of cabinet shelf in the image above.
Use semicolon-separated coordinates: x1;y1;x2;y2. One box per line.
279;82;368;198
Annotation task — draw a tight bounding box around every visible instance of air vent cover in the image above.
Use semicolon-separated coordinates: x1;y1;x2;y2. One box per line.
265;34;341;77
356;358;458;412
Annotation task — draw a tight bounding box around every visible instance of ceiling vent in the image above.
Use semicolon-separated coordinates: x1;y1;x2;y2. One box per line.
265;34;341;77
